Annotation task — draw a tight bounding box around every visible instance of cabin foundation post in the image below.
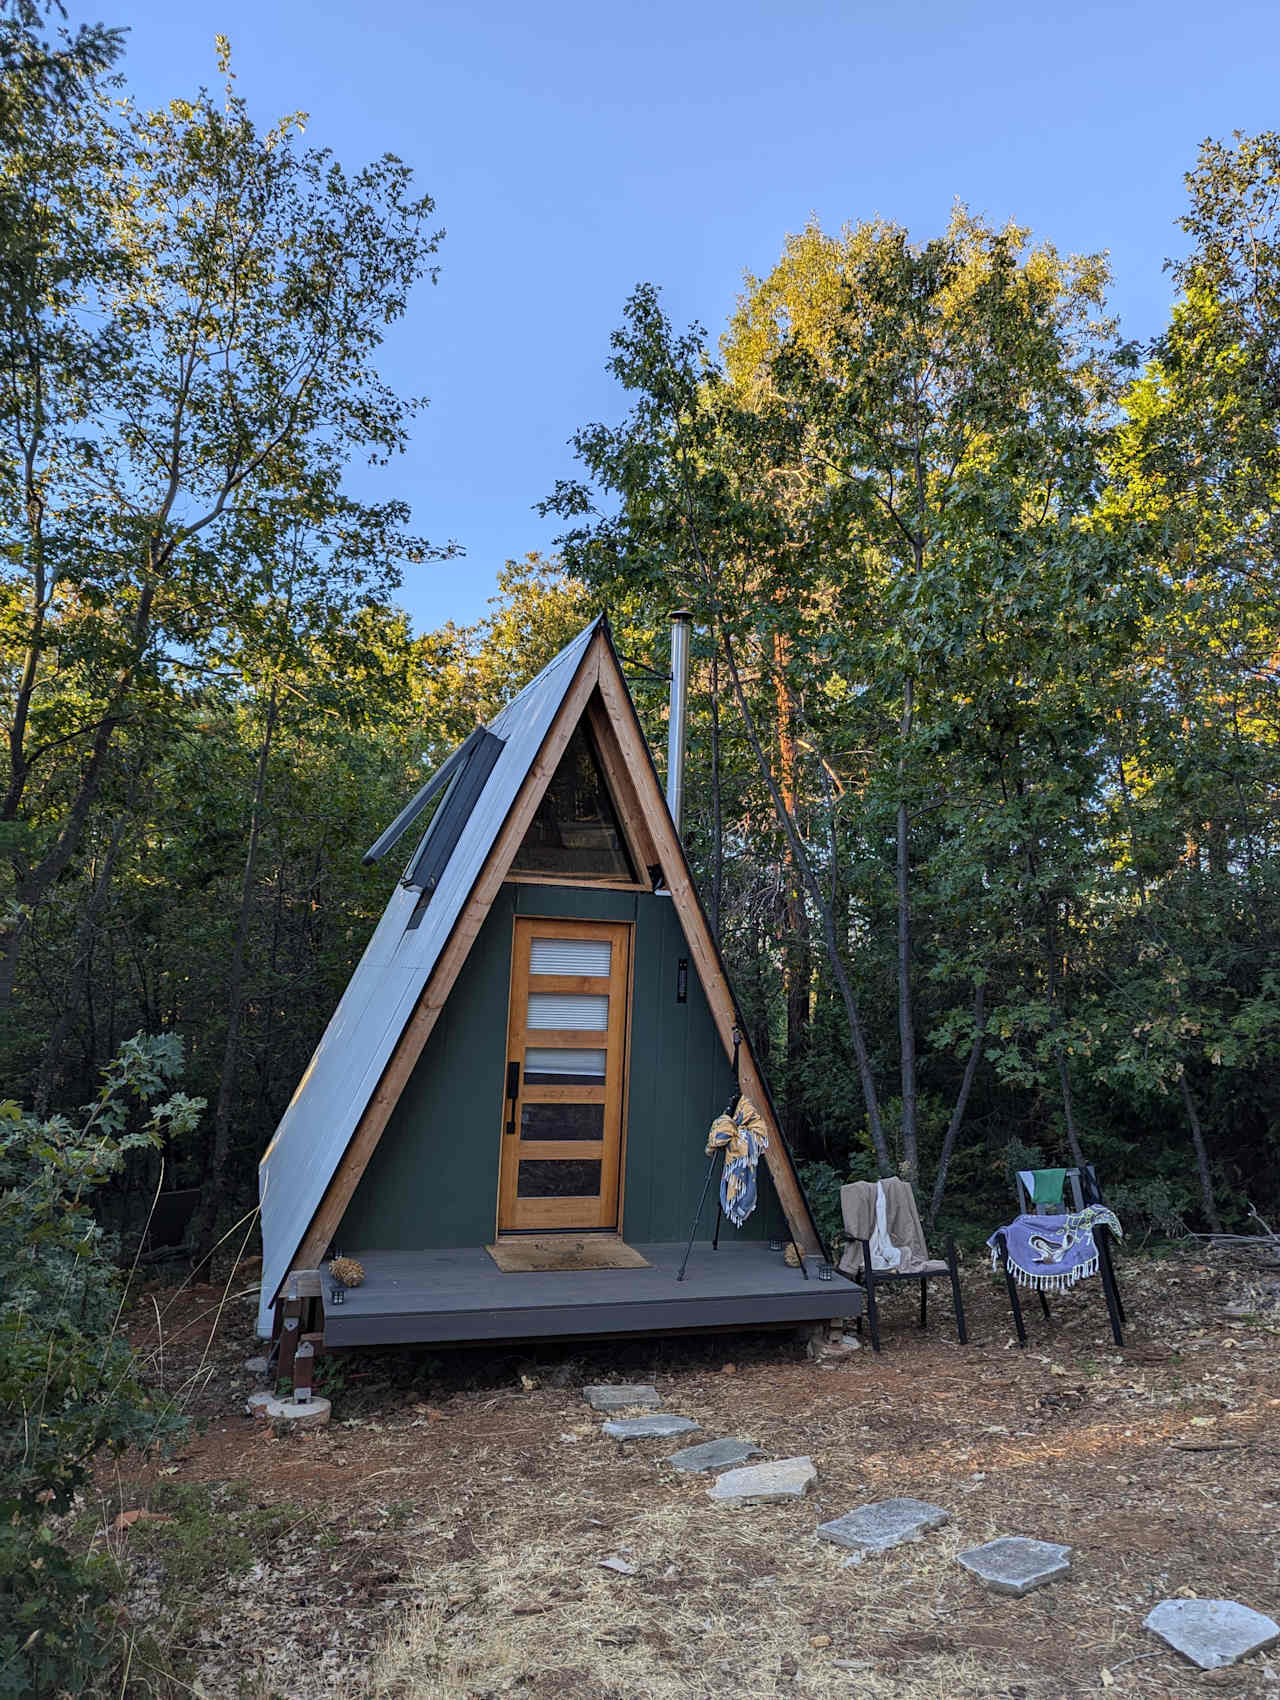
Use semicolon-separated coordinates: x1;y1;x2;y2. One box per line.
292;1340;315;1403
276;1269;323;1385
278;1299;301;1385
804;1316;859;1360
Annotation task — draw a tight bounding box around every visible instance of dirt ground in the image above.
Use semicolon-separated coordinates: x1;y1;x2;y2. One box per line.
100;1244;1280;1700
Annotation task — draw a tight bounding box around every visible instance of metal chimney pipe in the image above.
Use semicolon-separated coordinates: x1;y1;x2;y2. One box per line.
666;610;692;833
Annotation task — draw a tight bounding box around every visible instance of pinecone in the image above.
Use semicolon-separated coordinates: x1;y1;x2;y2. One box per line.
328;1255;365;1288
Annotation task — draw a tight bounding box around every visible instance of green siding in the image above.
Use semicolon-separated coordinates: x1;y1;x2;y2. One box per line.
338;882;786;1251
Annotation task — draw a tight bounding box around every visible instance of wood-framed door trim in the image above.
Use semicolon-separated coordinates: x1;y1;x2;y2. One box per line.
495;915;633;1236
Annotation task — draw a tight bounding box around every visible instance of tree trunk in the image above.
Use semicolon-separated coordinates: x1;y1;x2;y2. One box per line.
773;633;812;1155
33;809;131;1115
195;681;279;1258
709;641;723;943
1040;915;1085;1168
928;981;987;1225
720;628;890;1172
1180;1069;1222;1233
748;909;771;1069
4;389;54;825
1055;1049;1086;1169
896;675;918;1182
0;574;157;1006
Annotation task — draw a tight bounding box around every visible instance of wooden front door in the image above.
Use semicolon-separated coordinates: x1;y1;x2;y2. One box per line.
497;917;631;1233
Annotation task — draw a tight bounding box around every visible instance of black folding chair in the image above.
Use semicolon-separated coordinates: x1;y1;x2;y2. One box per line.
842;1179;968;1353
997;1164;1126;1348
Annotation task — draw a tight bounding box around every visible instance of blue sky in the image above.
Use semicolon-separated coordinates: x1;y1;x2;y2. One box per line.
106;0;1280;634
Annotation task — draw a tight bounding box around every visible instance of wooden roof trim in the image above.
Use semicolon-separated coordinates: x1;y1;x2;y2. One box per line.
586;691;659;873
291;634;607;1277
285;618;820;1295
592;642;822;1257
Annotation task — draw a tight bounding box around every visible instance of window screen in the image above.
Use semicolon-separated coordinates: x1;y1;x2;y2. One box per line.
526;993;609;1031
520;1103;604;1141
524;1047;606;1084
529;937;612;976
517;1159;603;1198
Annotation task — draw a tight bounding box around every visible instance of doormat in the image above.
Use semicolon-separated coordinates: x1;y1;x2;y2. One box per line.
486;1236;651;1274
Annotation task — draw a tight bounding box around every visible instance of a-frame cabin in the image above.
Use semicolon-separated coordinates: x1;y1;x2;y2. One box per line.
257;617;857;1348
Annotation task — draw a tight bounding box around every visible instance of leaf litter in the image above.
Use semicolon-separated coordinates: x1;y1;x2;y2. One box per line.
100;1248;1280;1698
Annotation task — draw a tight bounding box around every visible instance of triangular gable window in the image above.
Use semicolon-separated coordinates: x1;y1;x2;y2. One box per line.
510;721;636;881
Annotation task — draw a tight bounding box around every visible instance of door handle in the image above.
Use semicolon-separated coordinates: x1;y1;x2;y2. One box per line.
505;1059;520;1136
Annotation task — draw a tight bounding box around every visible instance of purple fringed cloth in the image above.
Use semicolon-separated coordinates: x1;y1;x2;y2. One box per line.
988;1205;1123;1293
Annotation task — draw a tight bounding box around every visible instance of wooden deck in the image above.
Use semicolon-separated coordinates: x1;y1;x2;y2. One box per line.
321;1241;862;1347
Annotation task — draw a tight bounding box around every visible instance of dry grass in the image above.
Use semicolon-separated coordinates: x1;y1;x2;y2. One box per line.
114;1249;1280;1700
368;1488;1026;1700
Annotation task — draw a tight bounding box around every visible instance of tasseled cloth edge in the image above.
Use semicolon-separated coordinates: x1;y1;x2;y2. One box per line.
988;1252;1106;1293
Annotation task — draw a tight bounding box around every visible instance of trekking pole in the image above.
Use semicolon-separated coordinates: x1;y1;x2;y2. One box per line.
676;1027;742;1282
676;1148;722;1282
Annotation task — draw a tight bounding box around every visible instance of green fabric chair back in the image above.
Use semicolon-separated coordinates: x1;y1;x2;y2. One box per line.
1030;1168;1067;1207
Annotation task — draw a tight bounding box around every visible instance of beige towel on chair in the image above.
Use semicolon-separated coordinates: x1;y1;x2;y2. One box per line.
837;1178;944;1277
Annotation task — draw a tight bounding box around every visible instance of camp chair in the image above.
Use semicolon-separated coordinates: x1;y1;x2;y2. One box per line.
997;1164;1126;1348
836;1178;967;1353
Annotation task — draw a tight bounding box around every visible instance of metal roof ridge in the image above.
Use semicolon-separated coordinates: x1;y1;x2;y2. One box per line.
485;614;604;732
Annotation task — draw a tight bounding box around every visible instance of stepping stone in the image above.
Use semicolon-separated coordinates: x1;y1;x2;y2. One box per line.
243;1355;270;1376
602;1414;700;1439
583;1383;660;1412
666;1437;764;1474
816;1497;950;1555
708;1456;816;1505
1144;1599;1280;1670
956;1537;1071;1595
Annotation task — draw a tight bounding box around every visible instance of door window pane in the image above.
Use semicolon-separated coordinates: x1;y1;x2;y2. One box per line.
517;1159;603;1198
529;937;612;977
520;1103;604;1142
526;992;608;1031
524;1047;605;1084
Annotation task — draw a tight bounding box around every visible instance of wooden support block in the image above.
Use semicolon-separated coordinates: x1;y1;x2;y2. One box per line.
292;1340;314;1402
284;1268;324;1300
278;1298;301;1382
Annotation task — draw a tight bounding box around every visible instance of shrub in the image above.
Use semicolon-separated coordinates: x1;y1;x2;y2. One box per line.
0;1034;202;1698
796;1155;879;1260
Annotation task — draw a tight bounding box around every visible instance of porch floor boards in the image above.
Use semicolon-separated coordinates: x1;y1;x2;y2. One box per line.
321;1241;861;1346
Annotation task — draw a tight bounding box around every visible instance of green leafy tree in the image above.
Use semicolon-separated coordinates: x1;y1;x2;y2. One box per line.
0;41;442;1011
1102;130;1280;1221
548;212;1140;1207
